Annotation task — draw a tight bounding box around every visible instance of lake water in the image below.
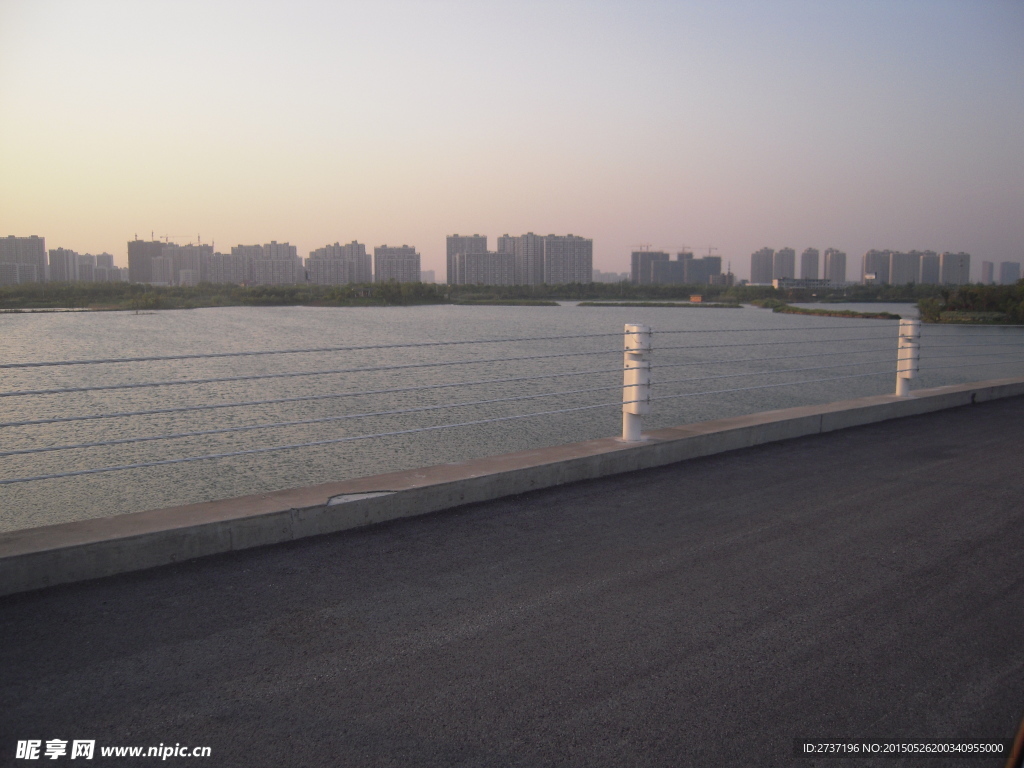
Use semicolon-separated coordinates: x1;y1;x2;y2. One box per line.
2;302;1021;532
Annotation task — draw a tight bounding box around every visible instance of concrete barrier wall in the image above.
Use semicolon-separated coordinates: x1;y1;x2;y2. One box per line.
2;376;1022;597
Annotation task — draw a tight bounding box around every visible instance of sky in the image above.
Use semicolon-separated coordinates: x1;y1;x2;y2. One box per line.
1;0;1022;280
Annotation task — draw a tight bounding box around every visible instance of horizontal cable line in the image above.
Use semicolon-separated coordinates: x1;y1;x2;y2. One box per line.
651;347;897;370
649;369;893;402
0;366;626;429
922;324;1024;331
0;400;641;486
654;323;897;334
919;351;1024;360
655;335;894;352
0;382;635;458
0;348;622;399
920;359;1024;372
917;342;1024;348
653;358;896;388
0;332;623;370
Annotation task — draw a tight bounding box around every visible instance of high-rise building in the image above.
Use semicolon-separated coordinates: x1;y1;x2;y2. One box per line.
76;254;96;283
801;248;819;280
93;264;125;283
307;241;371;285
774;248;796;280
496;235;517;256
632;250;671;284
128;239;168;284
544;234;593;284
512;233;546;285
939;252;971;285
650;258;685;284
455;251;515;285
374;245;421;283
162;244;212;285
225;244;260;284
231;244;264;260
48;248;79;282
178;269;200;286
0;235;46;284
919;252;940;284
253;258;302;285
206;253;249;285
684;254;720;286
981;261;995;284
999;261;1021;285
446;234;487;285
823;248;846;283
750;248;774;284
150;255;174;284
262;241;297;260
248;242;302;285
889;251;920;285
862;250;891;285
50;249;120;283
646;252;720;285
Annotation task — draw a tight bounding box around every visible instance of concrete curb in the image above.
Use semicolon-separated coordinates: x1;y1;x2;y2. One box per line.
2;377;1023;597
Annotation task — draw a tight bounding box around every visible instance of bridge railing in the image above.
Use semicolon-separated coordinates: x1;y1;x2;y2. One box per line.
628;320;1024;440
2;320;1023;488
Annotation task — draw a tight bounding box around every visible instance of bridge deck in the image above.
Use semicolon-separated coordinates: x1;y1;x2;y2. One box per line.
2;397;1022;766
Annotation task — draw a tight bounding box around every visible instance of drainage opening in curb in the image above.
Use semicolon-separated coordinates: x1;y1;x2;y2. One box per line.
327;491;395;506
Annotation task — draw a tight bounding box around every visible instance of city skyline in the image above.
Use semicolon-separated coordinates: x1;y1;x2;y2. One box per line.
2;1;1022;280
6;232;1024;287
8;230;1023;284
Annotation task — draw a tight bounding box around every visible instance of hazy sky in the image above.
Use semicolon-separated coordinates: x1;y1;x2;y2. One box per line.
2;0;1022;279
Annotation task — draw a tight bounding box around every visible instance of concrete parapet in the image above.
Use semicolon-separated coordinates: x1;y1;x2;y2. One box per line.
2;376;1023;597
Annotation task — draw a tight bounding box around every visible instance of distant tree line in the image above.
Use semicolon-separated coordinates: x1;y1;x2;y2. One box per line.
0;279;967;311
0;281;450;310
917;282;1024;323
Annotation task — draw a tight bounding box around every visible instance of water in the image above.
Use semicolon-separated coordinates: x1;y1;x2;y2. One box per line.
2;303;1021;532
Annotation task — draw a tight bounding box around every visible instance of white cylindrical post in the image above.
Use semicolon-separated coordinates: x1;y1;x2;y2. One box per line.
622;323;652;441
895;318;921;397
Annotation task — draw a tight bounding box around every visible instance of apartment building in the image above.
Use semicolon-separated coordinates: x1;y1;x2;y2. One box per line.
307;241;372;285
1;235;47;284
374;245;420;283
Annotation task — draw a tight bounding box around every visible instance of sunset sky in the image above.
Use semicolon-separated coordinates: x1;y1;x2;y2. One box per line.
1;0;1022;279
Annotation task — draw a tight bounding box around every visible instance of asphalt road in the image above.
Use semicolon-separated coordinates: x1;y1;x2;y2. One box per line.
2;398;1023;767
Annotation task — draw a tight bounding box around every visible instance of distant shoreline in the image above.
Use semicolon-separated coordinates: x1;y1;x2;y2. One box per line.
4;281;1018;322
577;301;742;308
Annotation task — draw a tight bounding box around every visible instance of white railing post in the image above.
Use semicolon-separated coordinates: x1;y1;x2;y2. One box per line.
896;318;920;397
622;323;652;441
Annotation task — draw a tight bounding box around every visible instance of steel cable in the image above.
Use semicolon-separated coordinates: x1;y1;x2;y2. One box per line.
653;358;896;388
0;382;637;458
0;366;628;428
0;332;622;370
652;323;898;333
0;399;643;486
649;369;894;402
653;335;895;352
0;347;623;399
651;347;897;370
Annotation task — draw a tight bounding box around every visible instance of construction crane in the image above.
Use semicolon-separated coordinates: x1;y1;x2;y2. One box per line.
630;243;653;252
